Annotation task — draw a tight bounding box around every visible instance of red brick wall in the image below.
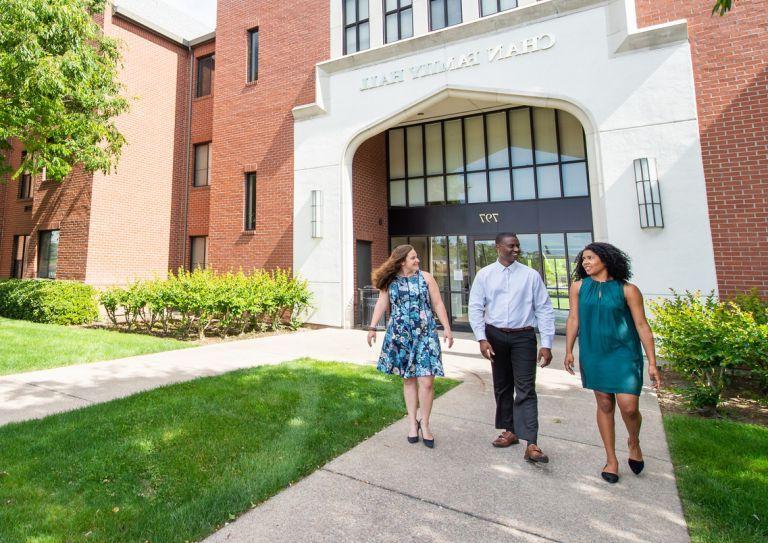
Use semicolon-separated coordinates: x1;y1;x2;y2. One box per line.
207;1;329;274
185;40;216;269
352;133;389;298
636;0;768;297
0;148;89;280
86;12;191;287
0;148;35;278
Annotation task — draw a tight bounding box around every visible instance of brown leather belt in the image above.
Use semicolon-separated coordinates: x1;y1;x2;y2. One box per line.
487;324;535;333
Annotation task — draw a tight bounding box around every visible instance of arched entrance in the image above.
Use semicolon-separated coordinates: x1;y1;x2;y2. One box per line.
345;89;601;330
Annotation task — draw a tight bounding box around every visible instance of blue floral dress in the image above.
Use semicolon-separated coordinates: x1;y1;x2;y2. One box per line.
377;271;444;378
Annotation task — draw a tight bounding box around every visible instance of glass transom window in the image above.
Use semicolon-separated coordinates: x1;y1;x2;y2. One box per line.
387;107;589;208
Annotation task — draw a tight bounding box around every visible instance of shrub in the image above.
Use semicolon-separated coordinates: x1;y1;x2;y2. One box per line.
99;268;313;339
0;279;98;325
731;289;768;325
651;291;768;414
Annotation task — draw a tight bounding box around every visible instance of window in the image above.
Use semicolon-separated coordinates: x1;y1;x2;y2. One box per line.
196;54;215;97
247;28;259;82
244;173;256;231
343;0;370;54
190;236;207;270
11;235;29;279
37;230;59;279
429;0;462;31
18;151;31;199
480;0;517;17
193;143;211;187
387;107;589;207
384;0;414;43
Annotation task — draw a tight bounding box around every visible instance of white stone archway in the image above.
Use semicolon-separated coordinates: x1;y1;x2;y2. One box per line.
337;86;603;328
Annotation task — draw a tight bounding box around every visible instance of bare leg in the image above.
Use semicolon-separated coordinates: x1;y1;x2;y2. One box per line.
417;376;435;439
616;394;643;460
403;378;419;437
594;391;618;474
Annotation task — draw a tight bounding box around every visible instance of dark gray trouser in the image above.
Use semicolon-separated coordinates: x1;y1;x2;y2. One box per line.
486;326;539;444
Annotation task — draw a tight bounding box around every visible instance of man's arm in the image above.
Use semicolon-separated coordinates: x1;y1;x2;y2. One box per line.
532;273;555;349
468;270;487;341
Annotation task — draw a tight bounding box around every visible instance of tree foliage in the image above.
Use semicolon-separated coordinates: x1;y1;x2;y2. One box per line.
0;0;128;181
712;0;733;16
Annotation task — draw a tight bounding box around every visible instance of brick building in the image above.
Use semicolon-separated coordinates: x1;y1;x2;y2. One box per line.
0;0;765;330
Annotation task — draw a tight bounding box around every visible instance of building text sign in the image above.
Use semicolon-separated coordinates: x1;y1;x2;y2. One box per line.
360;33;555;92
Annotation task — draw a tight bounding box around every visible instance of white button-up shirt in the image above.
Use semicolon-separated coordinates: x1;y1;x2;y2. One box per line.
468;260;556;348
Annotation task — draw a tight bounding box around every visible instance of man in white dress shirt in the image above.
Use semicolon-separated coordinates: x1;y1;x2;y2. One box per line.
468;232;555;463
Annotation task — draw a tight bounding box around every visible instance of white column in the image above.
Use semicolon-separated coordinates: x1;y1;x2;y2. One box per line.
330;0;344;58
461;0;480;23
412;0;429;36
368;0;385;49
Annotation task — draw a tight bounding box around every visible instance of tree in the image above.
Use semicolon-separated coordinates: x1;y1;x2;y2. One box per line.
712;0;733;15
0;0;128;182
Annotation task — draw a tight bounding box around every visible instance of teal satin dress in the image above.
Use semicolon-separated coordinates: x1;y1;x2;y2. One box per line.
577;277;644;396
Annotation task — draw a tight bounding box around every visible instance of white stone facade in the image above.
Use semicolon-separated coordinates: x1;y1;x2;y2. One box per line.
295;0;717;327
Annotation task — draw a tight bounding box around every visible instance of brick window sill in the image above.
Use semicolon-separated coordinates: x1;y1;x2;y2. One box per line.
16;197;33;203
242;230;257;236
193;94;212;102
191;184;211;190
245;80;259;88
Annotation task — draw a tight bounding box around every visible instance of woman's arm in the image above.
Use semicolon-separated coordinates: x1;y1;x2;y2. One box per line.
564;281;581;375
624;283;662;389
423;271;453;348
366;289;390;346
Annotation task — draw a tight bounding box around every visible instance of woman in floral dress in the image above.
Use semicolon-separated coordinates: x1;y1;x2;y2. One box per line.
367;244;453;448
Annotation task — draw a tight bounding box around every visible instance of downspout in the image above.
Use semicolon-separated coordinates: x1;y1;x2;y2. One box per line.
0;150;7;275
181;44;193;271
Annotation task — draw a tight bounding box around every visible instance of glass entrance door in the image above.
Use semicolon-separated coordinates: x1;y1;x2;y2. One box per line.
390;232;592;332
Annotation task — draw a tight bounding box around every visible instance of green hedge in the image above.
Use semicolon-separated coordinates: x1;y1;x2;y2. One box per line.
651;291;768;413
99;268;313;339
0;280;99;325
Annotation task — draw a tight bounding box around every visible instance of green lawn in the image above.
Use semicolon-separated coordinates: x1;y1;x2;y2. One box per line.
0;317;190;375
664;414;768;543
0;360;458;542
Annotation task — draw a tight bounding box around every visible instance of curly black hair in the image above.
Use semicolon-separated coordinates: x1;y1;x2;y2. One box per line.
572;242;632;282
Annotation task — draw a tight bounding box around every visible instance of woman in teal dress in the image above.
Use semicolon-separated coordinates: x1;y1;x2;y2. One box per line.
563;242;661;483
366;245;453;448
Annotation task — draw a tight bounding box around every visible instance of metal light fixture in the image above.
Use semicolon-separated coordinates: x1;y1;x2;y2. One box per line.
633;158;664;228
311;190;323;238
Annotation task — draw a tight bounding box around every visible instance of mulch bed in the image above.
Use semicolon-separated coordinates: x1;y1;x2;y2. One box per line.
657;367;768;426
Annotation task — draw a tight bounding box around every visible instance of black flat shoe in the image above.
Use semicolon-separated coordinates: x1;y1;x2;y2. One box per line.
601;466;619;484
628;458;645;475
418;421;434;449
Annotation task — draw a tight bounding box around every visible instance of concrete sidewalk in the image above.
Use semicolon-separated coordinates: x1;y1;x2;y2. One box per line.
1;329;689;542
203;332;688;543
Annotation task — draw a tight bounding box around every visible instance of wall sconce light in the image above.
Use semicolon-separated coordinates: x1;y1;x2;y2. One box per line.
633;158;664;228
311;190;323;238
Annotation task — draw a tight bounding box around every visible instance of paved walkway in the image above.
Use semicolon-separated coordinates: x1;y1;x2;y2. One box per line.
0;329;689;542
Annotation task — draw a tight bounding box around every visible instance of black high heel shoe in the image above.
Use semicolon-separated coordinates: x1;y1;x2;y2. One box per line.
601;466;619;484
628;458;645;475
419;420;434;449
407;421;420;444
